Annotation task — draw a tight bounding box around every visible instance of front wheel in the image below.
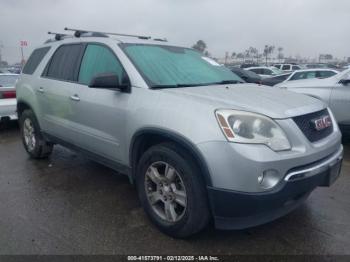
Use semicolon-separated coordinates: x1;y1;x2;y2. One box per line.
19;109;53;159
136;143;210;238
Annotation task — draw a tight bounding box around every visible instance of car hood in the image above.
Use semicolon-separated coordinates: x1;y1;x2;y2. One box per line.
161;84;325;119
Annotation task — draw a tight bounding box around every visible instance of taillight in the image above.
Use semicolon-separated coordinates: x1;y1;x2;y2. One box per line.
1;91;16;99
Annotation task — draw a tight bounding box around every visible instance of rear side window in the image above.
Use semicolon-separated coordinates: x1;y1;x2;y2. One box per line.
45;44;84;81
292;65;300;70
282;65;290;70
22;47;51;75
78;44;126;86
263;69;272;75
250;68;261;74
318;71;337;78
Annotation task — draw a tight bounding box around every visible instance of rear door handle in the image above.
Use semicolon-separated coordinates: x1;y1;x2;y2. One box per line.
70;94;80;102
38;87;44;93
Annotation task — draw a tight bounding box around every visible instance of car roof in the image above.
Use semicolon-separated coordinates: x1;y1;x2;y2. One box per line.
292;68;338;73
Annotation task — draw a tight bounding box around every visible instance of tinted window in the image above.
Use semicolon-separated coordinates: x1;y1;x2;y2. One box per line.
274;65;281;69
290;71;317;81
45;44;84;81
318;71;337;78
263;69;273;75
292;65;300;70
249;68;261;74
79;44;126;86
22;47;50;75
282;65;290;70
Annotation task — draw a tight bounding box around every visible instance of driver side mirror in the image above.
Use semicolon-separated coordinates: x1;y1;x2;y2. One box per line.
89;73;131;93
339;79;350;86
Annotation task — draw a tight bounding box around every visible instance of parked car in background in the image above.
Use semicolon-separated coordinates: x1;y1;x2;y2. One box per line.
276;69;350;131
304;63;340;70
262;69;338;87
0;73;19;122
229;66;262;84
240;63;259;69
245;66;283;78
273;64;302;72
285;69;338;82
261;73;292;86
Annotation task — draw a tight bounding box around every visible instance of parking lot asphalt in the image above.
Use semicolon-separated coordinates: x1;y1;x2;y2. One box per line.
0;121;349;255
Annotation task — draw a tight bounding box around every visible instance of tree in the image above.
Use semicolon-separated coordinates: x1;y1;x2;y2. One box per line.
325;54;333;60
231;52;236;59
277;47;284;62
192;40;207;53
263;45;275;65
236;53;245;62
249;47;259;63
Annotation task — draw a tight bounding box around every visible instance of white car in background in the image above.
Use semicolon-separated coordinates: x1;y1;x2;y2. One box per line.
245;66;283;78
261;69;338;86
284;69;338;82
276;69;350;131
0;74;19;122
274;64;303;72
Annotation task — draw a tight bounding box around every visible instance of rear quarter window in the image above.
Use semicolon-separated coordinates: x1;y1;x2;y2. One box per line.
22;47;51;75
44;44;84;82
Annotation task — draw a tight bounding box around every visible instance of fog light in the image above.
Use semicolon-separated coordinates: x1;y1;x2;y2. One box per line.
259;169;280;189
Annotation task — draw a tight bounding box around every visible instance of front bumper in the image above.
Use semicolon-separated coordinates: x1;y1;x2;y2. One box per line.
0;98;17;121
208;146;343;230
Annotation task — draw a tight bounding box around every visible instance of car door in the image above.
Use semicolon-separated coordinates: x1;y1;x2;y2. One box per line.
69;43;130;162
39;43;85;143
330;74;350;125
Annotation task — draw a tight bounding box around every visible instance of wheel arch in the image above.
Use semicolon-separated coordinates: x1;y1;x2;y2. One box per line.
17;100;35;119
129;128;213;186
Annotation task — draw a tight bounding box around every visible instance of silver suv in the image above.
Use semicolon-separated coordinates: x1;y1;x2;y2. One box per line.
16;29;343;238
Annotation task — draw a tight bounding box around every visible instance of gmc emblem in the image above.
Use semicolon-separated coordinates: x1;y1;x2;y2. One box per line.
311;115;332;131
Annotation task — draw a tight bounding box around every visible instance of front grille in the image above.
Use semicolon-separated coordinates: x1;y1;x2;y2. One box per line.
293;109;333;142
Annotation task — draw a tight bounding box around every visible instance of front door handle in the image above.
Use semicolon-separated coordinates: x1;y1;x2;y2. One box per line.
38;87;44;93
70;94;80;102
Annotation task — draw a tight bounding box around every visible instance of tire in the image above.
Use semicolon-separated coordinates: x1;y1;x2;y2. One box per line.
136;143;210;238
19;109;53;159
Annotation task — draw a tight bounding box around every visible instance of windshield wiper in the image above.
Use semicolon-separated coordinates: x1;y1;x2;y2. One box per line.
151;83;206;89
211;80;245;85
151;80;244;89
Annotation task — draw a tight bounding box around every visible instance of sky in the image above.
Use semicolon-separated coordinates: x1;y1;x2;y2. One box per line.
0;0;349;64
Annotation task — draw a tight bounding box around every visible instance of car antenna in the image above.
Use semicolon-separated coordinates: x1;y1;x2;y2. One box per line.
64;27;152;40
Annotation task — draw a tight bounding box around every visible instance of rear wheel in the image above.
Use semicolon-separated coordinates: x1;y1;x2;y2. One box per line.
136;143;210;238
19;109;53;159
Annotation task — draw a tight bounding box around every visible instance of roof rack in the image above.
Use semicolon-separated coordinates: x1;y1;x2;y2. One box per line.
64;27;155;40
45;32;73;43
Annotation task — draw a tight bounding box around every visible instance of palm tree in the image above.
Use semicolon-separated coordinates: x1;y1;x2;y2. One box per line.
277;47;284;62
263;45;275;65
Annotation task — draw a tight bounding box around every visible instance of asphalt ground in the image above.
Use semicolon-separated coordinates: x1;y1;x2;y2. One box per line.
0;121;349;255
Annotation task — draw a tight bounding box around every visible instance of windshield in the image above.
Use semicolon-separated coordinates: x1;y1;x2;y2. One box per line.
121;44;243;88
0;75;19;87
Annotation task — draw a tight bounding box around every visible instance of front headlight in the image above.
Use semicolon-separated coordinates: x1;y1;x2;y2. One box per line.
216;110;291;151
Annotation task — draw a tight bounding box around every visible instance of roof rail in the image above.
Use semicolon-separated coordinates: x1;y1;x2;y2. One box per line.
45;32;73;43
64;27;152;40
